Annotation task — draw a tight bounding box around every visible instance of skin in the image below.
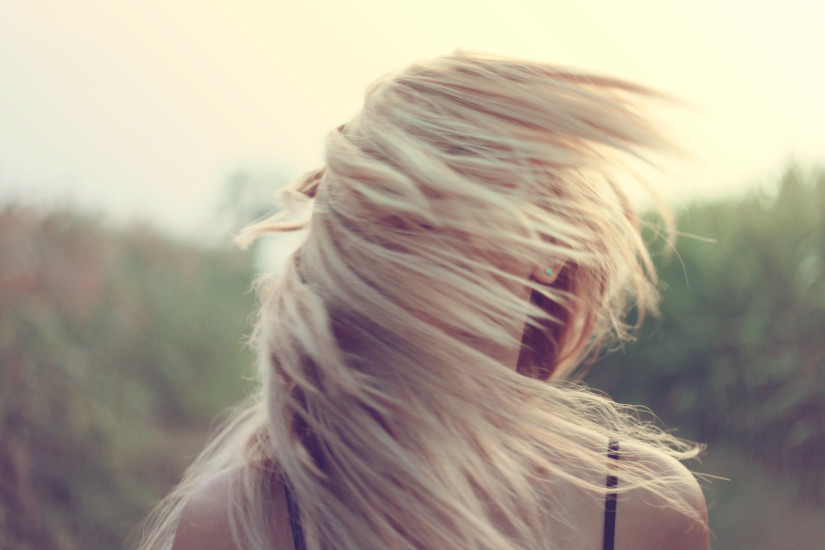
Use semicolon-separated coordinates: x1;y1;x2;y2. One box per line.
172;264;710;550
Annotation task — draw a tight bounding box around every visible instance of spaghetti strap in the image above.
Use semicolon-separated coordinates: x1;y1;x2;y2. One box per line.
603;439;620;550
283;476;307;550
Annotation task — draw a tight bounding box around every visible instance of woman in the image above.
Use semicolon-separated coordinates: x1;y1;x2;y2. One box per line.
138;51;709;550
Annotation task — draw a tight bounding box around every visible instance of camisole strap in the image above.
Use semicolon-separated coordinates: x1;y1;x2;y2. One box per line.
283;476;307;550
603;439;620;550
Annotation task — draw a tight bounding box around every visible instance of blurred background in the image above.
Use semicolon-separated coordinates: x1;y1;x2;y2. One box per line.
1;1;823;548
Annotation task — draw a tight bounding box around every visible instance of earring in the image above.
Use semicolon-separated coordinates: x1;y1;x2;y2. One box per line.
546;268;553;277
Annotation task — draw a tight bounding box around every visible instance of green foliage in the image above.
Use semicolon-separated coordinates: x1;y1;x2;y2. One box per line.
588;164;825;503
0;207;256;549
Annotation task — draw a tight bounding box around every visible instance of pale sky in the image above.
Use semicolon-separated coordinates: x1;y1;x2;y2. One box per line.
1;0;823;238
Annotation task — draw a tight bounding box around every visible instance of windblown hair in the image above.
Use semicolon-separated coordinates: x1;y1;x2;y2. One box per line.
136;51;702;550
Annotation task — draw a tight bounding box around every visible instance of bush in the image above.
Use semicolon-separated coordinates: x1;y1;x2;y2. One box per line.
0;207;256;549
588;164;825;503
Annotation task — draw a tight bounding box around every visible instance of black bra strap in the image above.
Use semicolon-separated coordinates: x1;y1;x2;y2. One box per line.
283;476;307;550
602;439;620;550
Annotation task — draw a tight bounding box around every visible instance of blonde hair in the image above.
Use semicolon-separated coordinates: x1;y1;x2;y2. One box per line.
136;51;701;550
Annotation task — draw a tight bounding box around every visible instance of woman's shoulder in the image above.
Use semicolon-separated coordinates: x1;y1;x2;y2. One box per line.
173;466;294;550
546;433;708;550
172;468;241;550
614;441;709;550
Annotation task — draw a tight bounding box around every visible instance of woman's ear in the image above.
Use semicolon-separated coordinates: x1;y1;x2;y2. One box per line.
531;264;563;285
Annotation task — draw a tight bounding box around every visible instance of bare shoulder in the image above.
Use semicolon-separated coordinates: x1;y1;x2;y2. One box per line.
616;442;709;550
173;467;291;550
172;469;241;550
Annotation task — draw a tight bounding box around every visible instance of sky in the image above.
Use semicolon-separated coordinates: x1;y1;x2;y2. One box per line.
1;0;823;238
